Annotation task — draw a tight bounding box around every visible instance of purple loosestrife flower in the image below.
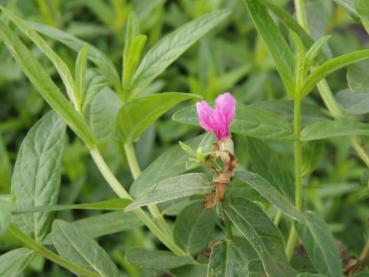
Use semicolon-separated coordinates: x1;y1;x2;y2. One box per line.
196;93;236;140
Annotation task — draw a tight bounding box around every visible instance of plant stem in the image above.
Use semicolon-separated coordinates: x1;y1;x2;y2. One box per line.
123;143;173;237
274;211;282;226
286;97;303;259
8;225;100;277
89;147;186;256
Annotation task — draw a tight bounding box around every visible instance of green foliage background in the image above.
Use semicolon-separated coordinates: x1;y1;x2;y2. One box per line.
0;0;368;276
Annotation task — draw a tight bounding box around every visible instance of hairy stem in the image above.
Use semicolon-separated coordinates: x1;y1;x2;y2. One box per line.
9;225;100;277
123;143;173;237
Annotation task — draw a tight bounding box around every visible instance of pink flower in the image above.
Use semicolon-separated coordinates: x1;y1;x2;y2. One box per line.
196;93;236;139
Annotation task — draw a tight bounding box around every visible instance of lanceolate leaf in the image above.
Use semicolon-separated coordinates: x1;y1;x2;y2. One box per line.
173;202;216;254
301;50;369;97
0;21;95;147
126;173;213;211
28;21;121;93
207;237;263;277
43;212;142;244
131;9;231;91
11;112;66;241
242;0;295;95
224;198;296;277
117;93;200;143
173;105;293;140
130;134;213;197
13;198;130;215
0;248;34;277
246;138;294;201
347;60;369;93
126;248;193;270
234;169;303;222
301;120;369;141
295;212;343;277
52;220;120;277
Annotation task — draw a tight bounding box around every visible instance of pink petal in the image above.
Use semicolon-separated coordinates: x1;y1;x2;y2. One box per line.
215;92;236;127
196;101;217;132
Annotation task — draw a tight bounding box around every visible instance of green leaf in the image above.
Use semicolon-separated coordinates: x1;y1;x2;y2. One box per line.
302;50;369;97
242;0;295;95
347;60;369;93
304;36;332;72
130;134;213;197
87;88;122;143
0;21;95;147
126;173;213;211
295;212;343;277
52;220;120;277
297;274;327;277
43;211;143;244
333;0;358;16
0;195;14;235
355;0;369;34
246;138;294;201
0;248;34;277
28;21;121;94
11;112;66;241
1;7;77;104
352;272;369;277
117;92;200;143
126;248;193;270
173;202;216;254
336;89;369;115
234;169;303;222
301;120;369;141
224;198;296;277
131;9;231;91
13;198;130;215
207;237;263;277
172;105;293;140
75;44;89;110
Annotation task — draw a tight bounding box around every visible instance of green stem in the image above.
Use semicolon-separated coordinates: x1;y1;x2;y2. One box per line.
285;97;303;259
9;225;99;277
274;211;282;226
123;143;173;237
90;147;186;256
360;238;369;266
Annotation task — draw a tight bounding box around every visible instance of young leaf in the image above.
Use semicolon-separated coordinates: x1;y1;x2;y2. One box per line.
301;50;369;97
75;44;89;110
1;7;77;104
11;112;66;241
295;212;343;277
224;198;296;277
43;212;142;244
126;173;213;211
304;36;331;73
0;195;14;235
234;169;303;222
301;120;369;141
173;202;216;254
242;0;295;95
131;9;231;91
0;21;95;147
117;93;200;143
336;89;369;115
28;21;121;93
126;248;193;270
87;88;122;143
52;220;120;277
347;60;369;93
130;134;213;198
13;198;130;215
246;138;294;201
207;237;263;277
172;105;293;140
0;248;34;277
